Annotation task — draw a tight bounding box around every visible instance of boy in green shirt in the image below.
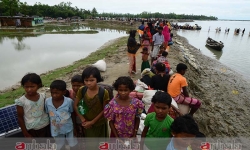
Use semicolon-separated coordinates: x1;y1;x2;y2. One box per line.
141;91;173;150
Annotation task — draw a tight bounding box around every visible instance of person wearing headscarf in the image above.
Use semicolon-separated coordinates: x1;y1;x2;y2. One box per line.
141;27;152;52
162;21;170;48
127;30;141;76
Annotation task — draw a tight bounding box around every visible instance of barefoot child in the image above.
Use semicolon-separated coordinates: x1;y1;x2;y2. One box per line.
104;76;144;138
141;91;173;150
141;47;150;73
15;73;50;138
45;80;77;150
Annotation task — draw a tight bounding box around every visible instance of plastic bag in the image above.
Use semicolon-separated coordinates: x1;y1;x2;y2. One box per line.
142;90;157;112
92;59;107;72
135;79;148;92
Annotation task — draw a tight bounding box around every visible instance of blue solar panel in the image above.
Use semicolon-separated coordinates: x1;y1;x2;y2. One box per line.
0;104;20;135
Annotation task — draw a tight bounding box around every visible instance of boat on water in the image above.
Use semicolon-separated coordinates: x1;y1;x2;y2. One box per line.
205;37;224;51
172;23;202;30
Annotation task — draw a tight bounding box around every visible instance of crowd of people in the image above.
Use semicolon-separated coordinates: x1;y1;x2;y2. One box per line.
14;20;204;150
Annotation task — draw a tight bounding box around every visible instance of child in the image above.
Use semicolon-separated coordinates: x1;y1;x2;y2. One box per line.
104;76;144;138
168;63;201;116
151;45;166;73
166;115;200;150
74;66;110;137
141;47;150;73
158;45;166;57
45;80;77;150
69;75;84;101
150;62;170;92
69;75;84;137
141;91;173;150
15;73;50;138
157;51;171;74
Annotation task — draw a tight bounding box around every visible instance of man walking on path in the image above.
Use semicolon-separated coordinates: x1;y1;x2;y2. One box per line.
151;26;164;64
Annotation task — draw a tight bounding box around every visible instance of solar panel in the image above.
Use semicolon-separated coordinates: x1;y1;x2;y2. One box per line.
0;104;20;135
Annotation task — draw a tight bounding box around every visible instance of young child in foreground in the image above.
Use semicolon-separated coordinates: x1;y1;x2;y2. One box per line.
104;76;144;138
15;73;51;138
166;115;200;150
74;66;110;137
141;91;174;150
141;47;150;73
45;80;77;150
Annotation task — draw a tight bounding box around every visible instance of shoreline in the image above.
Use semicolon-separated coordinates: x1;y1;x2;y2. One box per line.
0;20;250;137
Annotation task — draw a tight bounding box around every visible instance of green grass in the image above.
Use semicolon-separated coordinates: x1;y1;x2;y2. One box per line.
0;36;128;108
0;30;98;36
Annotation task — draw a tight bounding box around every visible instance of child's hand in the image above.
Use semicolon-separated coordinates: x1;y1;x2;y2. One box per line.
82;121;94;129
80;117;86;123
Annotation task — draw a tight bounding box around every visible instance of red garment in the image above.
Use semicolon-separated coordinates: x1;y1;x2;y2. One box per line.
144;27;152;43
162;25;170;43
147;103;155;113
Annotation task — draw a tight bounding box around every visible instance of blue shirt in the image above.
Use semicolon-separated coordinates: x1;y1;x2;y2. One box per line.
166;138;191;150
45;96;74;137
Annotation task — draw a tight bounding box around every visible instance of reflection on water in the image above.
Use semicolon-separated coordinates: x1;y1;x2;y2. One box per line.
0;25;127;90
205;45;223;60
12;36;31;51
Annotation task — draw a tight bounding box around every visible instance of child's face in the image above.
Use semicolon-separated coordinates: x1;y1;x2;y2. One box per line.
50;88;65;101
84;75;97;89
172;132;196;148
117;85;131;100
23;81;39;97
71;82;84;93
154;102;170;120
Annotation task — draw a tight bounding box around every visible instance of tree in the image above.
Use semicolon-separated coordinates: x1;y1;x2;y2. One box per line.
0;0;20;16
91;7;97;17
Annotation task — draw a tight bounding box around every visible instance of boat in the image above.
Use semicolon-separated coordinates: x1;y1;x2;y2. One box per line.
176;23;202;30
205;37;224;51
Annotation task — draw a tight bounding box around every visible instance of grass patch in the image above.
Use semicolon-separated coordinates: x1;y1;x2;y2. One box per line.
0;36;128;108
45;30;98;34
0;30;98;36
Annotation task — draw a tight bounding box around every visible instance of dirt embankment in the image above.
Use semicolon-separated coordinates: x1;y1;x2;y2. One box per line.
168;33;250;137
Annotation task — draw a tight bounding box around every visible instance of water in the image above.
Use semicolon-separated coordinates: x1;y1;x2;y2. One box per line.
0;26;127;90
176;20;250;81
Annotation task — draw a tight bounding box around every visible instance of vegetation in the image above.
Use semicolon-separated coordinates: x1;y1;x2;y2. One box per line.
0;0;217;20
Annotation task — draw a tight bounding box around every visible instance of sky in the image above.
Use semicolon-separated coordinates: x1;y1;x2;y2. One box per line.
22;0;250;20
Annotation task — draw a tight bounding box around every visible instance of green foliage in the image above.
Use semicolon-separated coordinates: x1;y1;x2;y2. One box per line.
0;1;217;20
98;11;218;20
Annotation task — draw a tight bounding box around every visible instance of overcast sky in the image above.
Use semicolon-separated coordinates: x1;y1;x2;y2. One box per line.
22;0;249;20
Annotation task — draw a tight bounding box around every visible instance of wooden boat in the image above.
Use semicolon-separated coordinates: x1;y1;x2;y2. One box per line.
206;37;224;51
